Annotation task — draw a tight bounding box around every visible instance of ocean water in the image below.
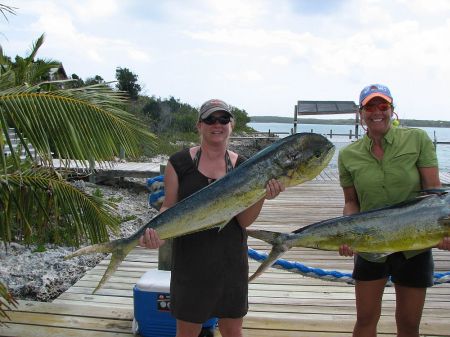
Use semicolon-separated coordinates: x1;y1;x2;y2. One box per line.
248;122;450;172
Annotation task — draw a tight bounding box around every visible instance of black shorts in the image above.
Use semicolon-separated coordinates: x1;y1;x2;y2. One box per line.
352;250;434;288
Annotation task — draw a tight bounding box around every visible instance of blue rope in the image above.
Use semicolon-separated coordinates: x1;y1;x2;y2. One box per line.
147;175;165;210
147;175;164;185
248;248;450;285
148;189;165;210
147;175;165;192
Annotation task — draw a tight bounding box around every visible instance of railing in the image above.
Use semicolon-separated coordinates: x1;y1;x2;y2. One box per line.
433;131;450;149
234;130;360;140
320;129;360;139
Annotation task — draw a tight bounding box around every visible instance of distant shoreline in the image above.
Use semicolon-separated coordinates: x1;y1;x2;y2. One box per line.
250;116;450;128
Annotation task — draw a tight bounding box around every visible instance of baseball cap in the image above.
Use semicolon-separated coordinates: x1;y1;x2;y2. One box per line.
199;99;234;120
359;84;393;106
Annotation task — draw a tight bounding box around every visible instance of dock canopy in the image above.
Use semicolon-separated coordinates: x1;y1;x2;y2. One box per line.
294;100;359;138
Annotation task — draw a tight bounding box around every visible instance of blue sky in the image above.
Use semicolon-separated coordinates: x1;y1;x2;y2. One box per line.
1;0;450;121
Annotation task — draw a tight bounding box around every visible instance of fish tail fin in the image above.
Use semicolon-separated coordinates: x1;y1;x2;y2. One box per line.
65;237;138;293
216;220;228;232
247;229;291;282
93;240;136;293
65;241;117;259
247;229;283;245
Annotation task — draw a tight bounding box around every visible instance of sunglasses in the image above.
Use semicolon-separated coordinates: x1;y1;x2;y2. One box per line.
362;102;392;113
201;115;232;125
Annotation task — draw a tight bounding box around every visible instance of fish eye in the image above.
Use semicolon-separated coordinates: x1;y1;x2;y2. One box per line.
313;151;322;158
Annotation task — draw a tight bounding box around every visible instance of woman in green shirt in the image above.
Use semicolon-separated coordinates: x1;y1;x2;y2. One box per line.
338;84;450;337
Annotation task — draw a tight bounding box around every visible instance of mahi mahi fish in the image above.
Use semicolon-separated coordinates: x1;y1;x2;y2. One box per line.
247;193;450;281
66;133;335;292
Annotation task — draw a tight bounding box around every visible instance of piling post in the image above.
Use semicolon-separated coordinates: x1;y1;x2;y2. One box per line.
88;158;96;183
157;163;172;271
433;131;437;150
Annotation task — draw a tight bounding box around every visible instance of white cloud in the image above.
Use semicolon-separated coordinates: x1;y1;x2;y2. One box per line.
225;70;263;82
271;55;290;66
65;0;121;22
401;0;450;15
128;49;152;63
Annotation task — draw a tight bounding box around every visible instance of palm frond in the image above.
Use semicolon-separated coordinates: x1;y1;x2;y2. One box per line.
27;33;45;62
0;84;156;166
0;281;17;326
0;48;16;90
0;4;17;21
0;69;15;90
0;167;121;246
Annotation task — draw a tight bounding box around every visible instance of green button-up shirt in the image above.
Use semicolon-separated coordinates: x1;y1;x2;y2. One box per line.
338;127;438;261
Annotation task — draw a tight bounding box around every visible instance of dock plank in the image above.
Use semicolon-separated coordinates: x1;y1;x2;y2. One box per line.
51;159;163;178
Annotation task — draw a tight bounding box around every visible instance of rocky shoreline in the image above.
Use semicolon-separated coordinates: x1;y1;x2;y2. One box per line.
0;177;159;302
0;138;275;302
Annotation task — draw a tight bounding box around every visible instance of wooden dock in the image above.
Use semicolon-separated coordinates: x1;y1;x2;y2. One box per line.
51;159;163;179
2;169;450;336
441;171;450;186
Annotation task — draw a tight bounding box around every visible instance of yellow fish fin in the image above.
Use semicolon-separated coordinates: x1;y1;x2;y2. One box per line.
216;220;229;231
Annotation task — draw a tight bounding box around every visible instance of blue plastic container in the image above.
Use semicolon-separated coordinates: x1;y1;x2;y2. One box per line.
133;270;217;337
